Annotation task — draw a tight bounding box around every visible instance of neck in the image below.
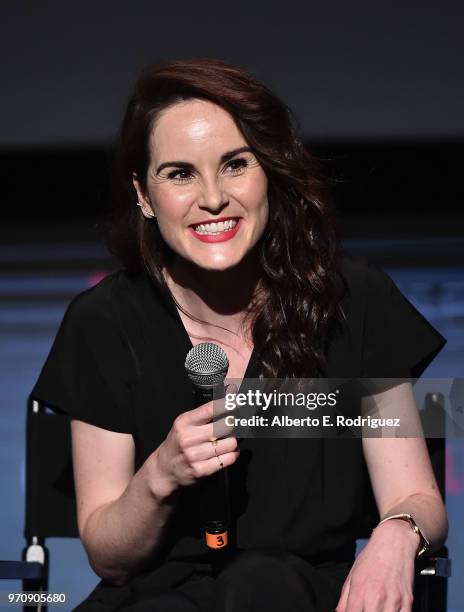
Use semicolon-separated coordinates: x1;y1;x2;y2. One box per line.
164;251;262;319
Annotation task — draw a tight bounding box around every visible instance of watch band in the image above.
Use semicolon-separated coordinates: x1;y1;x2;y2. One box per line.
377;513;431;557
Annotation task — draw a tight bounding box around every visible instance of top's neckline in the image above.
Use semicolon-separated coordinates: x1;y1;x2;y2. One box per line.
145;271;259;382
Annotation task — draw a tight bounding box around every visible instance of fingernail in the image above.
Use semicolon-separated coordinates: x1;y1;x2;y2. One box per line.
226;383;238;394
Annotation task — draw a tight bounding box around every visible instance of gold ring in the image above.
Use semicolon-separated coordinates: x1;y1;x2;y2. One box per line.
213;445;224;468
210;438;218;447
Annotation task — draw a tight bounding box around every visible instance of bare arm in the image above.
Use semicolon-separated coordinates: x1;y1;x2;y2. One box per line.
71;401;239;587
362;381;448;551
336;382;448;611
71;420;179;586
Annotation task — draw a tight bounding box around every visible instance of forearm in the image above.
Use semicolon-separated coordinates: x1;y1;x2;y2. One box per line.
82;451;179;586
379;492;448;553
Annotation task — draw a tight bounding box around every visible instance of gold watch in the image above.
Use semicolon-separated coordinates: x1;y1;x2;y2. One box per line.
377;513;430;557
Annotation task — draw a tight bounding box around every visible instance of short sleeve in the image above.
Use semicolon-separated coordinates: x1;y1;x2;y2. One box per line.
361;263;446;379
31;289;134;433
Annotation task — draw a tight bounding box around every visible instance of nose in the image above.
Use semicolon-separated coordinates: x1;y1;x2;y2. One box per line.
197;176;228;212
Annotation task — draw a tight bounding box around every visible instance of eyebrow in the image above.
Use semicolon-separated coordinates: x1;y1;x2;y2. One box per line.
155;146;253;174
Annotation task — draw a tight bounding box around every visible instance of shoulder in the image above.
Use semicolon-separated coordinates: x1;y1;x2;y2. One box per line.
335;251;390;317
335;251;446;378
65;269;140;327
337;251;391;295
52;269;143;376
334;251;422;330
63;268;169;351
31;269;137;432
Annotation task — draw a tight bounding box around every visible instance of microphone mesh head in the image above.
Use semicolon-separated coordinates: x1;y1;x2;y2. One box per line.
185;343;229;388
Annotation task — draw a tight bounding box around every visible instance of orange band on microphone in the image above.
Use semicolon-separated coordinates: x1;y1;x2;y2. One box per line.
206;531;228;549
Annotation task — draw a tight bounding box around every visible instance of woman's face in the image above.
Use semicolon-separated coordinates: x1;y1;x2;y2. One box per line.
133;99;269;271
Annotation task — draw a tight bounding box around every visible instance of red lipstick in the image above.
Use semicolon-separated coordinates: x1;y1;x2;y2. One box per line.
189;218;241;243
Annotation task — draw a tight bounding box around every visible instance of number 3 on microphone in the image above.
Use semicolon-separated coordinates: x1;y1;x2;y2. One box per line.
206;531;228;549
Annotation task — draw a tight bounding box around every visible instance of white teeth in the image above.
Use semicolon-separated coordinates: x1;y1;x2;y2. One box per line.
193;219;238;235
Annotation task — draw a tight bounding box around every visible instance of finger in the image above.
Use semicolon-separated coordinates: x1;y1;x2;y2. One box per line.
225;382;239;393
212;413;236;439
390;594;413;612
185;437;239;463
192;450;240;478
335;569;352;612
208;436;238;458
184;382;240;425
194;415;236;442
187;401;215;426
173;418;234;450
212;386;240;419
344;585;363;612
379;590;411;612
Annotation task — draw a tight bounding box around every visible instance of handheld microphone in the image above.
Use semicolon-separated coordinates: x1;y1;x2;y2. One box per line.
185;343;230;550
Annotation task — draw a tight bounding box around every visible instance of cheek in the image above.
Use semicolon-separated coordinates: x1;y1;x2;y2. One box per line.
150;186;193;223
232;172;268;210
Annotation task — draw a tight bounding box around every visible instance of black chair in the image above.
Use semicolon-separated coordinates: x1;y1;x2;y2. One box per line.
413;393;452;612
0;397;78;612
0;394;452;612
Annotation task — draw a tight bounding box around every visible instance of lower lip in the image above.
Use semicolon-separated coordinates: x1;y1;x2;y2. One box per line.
189;219;241;243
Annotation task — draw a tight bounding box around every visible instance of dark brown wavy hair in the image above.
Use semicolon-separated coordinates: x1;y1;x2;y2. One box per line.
109;58;344;378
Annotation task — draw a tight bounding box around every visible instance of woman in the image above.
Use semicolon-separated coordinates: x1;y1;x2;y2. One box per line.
32;59;448;611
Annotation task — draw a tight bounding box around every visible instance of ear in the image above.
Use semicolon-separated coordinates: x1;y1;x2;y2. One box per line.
132;173;156;218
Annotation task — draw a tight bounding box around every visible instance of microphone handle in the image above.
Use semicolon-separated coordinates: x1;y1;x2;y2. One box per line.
193;384;230;550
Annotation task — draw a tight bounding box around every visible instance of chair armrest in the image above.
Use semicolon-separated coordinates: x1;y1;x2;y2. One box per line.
0;561;44;580
418;557;452;578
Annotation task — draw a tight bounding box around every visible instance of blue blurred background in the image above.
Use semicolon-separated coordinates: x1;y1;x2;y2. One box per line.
0;2;463;609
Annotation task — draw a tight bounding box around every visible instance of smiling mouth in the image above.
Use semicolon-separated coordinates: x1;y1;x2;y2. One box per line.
191;218;239;235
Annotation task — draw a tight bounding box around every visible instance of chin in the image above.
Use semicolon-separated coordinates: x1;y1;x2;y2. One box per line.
184;245;245;272
194;257;243;272
189;248;246;270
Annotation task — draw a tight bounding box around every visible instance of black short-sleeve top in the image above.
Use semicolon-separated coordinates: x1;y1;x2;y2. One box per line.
31;252;446;581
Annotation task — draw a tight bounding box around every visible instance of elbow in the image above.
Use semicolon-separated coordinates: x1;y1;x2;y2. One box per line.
433;492;449;545
84;542;134;587
435;508;449;551
425;493;449;553
83;543;133;587
89;560;131;587
81;530;133;587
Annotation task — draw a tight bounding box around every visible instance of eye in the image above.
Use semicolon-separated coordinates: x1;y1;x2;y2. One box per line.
224;158;248;175
167;168;194;183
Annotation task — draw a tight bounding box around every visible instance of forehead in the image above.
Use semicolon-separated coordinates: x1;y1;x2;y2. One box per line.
149;99;247;162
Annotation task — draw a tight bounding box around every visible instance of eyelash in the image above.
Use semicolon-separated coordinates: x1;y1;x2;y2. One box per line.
167;158;248;183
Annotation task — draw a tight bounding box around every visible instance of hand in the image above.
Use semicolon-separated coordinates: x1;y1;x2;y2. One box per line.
335;519;419;612
147;386;239;498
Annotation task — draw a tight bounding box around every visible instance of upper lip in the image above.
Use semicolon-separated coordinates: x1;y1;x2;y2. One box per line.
189;216;240;227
